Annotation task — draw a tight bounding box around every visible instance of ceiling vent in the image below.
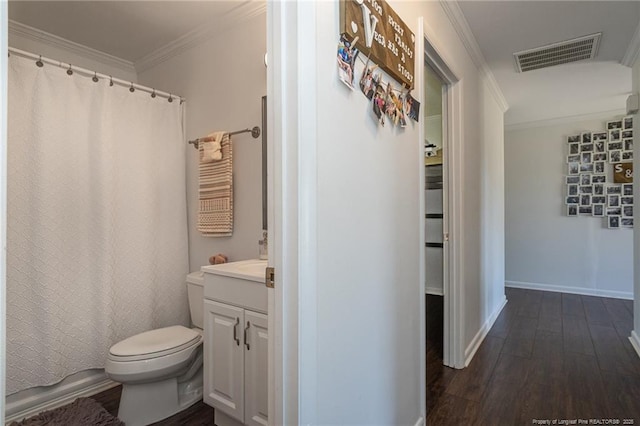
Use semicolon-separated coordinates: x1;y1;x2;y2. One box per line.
514;33;601;73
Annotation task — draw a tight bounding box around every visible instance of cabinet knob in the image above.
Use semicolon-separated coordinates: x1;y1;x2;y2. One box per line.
244;321;251;350
233;318;240;346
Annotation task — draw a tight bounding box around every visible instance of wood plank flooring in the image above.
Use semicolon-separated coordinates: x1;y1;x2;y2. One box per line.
427;288;640;426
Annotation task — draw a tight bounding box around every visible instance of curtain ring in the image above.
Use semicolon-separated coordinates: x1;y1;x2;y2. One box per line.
109;76;114;87
151;89;156;98
168;94;173;103
66;64;73;75
129;82;135;93
36;55;43;67
92;72;99;83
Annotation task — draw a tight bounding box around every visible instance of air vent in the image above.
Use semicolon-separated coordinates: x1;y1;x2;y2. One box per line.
514;33;601;73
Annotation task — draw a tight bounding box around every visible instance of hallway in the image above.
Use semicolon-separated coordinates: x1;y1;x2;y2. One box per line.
427;287;640;425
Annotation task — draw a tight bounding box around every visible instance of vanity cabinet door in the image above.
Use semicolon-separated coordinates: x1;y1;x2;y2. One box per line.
203;299;245;422
244;310;268;426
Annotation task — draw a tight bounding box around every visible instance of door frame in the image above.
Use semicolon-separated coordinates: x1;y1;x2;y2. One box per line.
423;32;465;369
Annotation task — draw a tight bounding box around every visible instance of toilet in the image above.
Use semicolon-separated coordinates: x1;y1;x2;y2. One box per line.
105;271;205;426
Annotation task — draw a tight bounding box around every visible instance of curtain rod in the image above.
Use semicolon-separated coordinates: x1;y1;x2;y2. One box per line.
8;47;185;104
188;127;261;149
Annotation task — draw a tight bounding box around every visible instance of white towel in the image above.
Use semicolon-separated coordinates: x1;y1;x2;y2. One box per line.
201;132;225;163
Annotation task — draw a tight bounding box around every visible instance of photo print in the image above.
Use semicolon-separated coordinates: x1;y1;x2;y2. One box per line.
567;175;580;185
594;141;605;153
622;130;633;139
592;132;608;142
594;184;604;195
372;84;386;126
623;183;633;196
607;120;622;130
594;161;605;174
592;196;606;204
608;142;623;151
607;207;621;216
621;196;633;205
579;185;593;194
567;205;578;216
609;150;622;163
580;194;591;206
359;64;379;100
609;215;620;229
593;153;607;162
337;35;360;90
592;174;606;183
569;143;580;155
609;129;621;142
567;185;578;196
580;174;591;185
581;152;592;163
607;185;622;195
622;151;633;161
580;144;594;153
593;204;604;217
624;116;633;130
566;196;580;204
568;162;580;175
623;205;633;217
579;163;593;173
405;93;420;122
622;218;634;227
579;206;593;215
608;195;620;207
581;132;592;143
567;154;580;163
568;135;581;143
624;138;633;151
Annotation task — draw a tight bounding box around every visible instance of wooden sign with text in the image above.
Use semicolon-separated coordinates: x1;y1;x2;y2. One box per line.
614;162;633;183
340;0;415;89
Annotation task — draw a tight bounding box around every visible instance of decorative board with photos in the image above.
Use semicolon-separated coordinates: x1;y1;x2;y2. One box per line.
565;116;633;229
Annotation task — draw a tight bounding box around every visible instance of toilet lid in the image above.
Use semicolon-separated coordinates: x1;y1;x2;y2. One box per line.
110;325;200;357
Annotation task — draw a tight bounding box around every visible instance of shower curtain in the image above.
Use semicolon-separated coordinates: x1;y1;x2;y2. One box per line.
6;54;189;394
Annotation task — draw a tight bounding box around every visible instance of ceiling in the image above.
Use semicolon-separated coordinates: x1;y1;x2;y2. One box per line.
8;1;640;126
457;1;640;125
8;1;247;63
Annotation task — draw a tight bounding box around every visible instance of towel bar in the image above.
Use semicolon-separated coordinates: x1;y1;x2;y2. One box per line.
188;126;261;149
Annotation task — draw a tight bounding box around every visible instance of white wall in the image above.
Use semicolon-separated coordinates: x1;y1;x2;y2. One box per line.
8;21;137;82
505;115;633;299
277;1;506;423
1;2;8;422
137;12;266;272
632;57;640;352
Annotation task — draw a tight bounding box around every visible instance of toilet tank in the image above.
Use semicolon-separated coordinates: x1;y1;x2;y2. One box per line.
186;271;204;329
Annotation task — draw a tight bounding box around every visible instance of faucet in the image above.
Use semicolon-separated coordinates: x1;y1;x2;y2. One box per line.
259;230;268;260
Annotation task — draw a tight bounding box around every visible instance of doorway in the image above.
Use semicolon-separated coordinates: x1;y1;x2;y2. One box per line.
425;61;446;364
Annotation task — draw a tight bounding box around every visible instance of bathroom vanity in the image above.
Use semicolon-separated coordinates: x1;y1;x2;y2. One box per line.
201;259;269;426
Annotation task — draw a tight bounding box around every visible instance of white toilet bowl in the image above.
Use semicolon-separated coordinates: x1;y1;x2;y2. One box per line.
105;272;206;426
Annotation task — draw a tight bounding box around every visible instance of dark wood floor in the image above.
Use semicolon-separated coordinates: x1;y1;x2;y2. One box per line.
91;385;214;425
427;287;640;425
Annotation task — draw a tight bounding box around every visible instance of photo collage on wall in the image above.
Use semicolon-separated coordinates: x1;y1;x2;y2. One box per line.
565;116;633;229
337;35;420;128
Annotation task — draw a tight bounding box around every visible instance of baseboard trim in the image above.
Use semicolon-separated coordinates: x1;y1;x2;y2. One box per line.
505;280;633;300
464;296;507;367
414;416;425;426
630;331;640;360
5;371;117;424
426;286;444;296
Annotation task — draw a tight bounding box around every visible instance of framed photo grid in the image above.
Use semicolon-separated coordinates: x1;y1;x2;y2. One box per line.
565;116;633;228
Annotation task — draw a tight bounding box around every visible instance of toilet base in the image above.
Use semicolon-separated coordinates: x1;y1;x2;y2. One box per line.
117;373;203;426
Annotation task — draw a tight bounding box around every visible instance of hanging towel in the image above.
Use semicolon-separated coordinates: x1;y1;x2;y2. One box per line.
198;132;233;236
200;131;224;162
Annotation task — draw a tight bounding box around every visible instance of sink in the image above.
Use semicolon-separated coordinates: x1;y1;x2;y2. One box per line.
201;259;268;313
201;259;267;283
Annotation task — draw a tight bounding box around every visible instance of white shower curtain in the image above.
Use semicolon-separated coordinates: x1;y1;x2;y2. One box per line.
6;54;189;394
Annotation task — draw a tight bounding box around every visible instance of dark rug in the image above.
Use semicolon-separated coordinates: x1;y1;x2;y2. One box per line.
10;397;124;426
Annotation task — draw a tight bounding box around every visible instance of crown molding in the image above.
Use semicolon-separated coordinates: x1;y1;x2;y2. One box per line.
505;108;627;132
622;20;640;67
439;0;509;113
135;1;266;74
8;20;135;75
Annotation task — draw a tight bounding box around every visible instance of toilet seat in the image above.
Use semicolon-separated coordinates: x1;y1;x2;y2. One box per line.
109;326;201;362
